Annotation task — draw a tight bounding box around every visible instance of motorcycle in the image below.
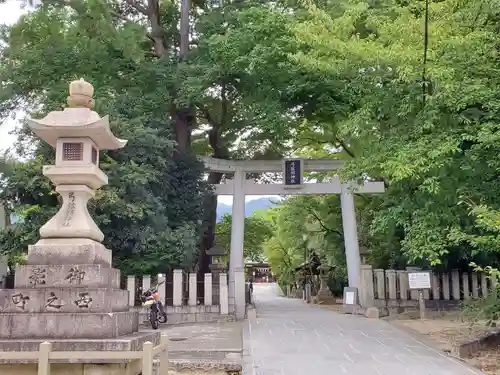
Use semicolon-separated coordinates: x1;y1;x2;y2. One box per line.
141;280;167;329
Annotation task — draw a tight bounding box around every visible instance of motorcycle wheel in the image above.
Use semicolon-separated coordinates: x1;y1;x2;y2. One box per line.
149;308;159;330
158;312;167;324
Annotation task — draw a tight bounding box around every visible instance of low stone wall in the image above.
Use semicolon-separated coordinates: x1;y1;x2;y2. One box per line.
159;360;241;375
373;299;461;314
135;305;234;325
0;362;142;375
453;329;500;358
0;359;243;375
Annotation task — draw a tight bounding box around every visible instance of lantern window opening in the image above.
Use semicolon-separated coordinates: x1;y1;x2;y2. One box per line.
91;147;98;164
62;142;84;161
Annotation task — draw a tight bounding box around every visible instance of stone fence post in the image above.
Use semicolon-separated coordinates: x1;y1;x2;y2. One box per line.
219;273;229;315
173;269;183;306
359;265;375;308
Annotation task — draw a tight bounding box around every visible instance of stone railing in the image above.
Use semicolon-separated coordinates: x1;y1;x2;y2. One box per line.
360;265;498;311
127;271;230;324
0;333;168;375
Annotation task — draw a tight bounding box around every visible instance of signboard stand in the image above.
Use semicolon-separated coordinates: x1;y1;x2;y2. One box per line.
418;290;426;320
408;271;431;320
342;286;359;314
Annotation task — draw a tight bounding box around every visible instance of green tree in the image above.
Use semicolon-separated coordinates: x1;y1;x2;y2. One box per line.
0;0;308;274
287;0;500;269
215;213;273;262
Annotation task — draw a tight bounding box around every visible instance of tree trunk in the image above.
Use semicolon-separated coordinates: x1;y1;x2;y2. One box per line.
197;170;224;300
180;0;190;57
199;89;230;272
198;171;224;268
174;0;195;154
196;115;229;299
172;110;193;154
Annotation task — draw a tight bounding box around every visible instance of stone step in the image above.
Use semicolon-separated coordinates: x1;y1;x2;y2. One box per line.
15;264;120;289
0;288;129;313
0;310;139;339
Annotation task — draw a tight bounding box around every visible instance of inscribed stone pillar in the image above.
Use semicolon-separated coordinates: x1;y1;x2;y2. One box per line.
359;265;375;307
442;273;451;300
374;269;385;299
188;273;197;306
386;270;397;300
173;269;183;306
451;270;460;300
204;273;213;306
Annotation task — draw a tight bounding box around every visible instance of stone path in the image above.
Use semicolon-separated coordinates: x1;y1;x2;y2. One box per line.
244;283;485;375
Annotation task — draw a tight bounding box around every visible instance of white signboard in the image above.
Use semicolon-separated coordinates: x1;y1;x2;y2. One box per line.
408;272;431;290
345;291;355;305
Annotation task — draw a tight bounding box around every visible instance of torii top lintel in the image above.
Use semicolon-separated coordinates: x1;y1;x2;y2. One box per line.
201;157;344;173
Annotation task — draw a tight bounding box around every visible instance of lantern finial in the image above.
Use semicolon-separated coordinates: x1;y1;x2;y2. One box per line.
67;78;95;109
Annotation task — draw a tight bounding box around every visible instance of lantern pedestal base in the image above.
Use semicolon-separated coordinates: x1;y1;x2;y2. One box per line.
28;238;111;267
39;185;104;243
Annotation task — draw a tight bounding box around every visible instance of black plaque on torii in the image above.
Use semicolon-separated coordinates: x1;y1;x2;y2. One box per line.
283;159;303;187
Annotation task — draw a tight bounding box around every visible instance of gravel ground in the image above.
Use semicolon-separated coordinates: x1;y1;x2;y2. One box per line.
387;311;500;375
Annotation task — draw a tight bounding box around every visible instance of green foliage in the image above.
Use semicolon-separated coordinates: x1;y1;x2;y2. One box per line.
216;213;273;262
461;284;500;327
0;2;209;273
263;193;409;292
285;0;500;271
262;196;350;292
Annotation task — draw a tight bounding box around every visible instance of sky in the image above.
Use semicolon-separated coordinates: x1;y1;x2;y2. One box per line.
0;1;275;206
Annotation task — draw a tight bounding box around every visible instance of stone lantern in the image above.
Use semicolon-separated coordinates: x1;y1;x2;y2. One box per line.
206;244;227;304
29;78;127;244
0;79;160;375
360;245;369;265
207;245;227;266
316;264;336;305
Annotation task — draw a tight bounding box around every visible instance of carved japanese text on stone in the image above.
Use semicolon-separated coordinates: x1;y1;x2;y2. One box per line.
12;293;30;309
75;292;92;308
65;267;86;285
62;191;76;227
45;292;64;309
29;267;47;287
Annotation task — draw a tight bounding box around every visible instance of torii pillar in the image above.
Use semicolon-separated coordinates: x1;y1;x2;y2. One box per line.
228;168;246;320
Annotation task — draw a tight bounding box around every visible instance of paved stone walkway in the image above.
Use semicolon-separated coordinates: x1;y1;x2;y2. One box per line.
244;283;485;375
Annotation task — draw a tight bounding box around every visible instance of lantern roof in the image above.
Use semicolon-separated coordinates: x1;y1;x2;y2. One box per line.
27;79;127;150
206;245;227;256
318;264;334;271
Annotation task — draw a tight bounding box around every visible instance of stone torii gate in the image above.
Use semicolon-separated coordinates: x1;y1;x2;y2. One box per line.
203;157;385;320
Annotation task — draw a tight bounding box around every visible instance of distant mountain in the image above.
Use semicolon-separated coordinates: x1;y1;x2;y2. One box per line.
216;197;279;222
